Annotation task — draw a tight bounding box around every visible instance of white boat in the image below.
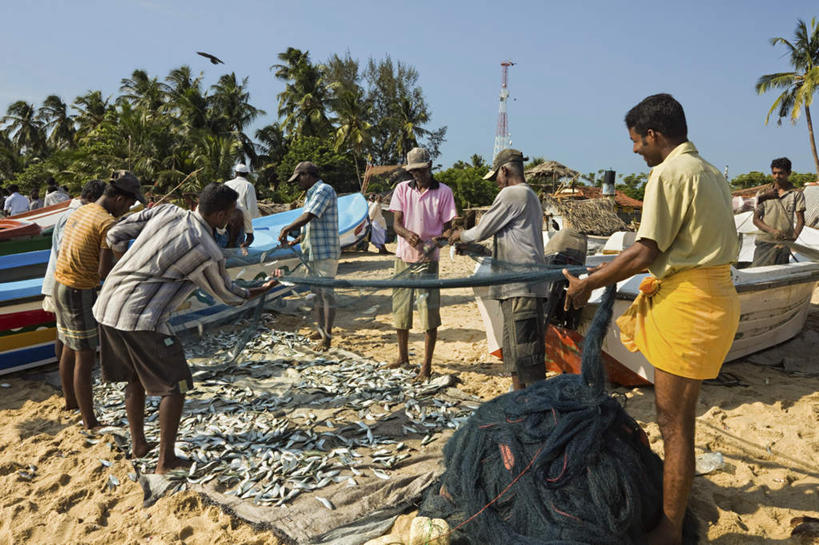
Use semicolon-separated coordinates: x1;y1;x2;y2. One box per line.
474;243;819;386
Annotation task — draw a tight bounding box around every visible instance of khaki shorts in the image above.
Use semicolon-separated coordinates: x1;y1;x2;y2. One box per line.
99;324;193;396
501;297;546;384
293;258;338;301
392;260;441;331
54;282;98;351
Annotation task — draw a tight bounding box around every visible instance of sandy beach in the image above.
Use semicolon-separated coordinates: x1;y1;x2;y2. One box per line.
1;246;817;544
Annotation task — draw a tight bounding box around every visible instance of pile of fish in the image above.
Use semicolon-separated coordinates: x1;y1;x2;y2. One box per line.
92;314;478;507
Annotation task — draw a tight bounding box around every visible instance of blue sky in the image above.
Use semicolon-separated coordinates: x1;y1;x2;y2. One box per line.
1;0;817;179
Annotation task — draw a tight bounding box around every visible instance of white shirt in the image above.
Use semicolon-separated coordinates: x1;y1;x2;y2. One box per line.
368;200;386;229
224;176;259;234
44;189;71;207
3;192;30;216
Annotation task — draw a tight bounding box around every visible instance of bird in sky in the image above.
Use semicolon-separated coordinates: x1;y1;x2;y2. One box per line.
196;51;224;65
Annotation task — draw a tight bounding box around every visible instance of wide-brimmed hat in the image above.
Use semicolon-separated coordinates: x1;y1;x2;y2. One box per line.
484;148;528;181
287;161;320;182
405;147;432;171
110;170;147;204
234;163;249;174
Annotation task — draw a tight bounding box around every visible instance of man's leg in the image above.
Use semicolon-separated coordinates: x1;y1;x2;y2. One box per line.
321;290;335;350
647;367;701;545
155;392;189;474
389;329;411;368
125;380;153;458
418;328;437;380
59;346;78;410
389;260;413;367
74;348;100;429
55;339;63;363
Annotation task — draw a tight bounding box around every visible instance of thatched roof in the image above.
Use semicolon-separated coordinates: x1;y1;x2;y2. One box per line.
556;186;643;208
543;196;628;236
525;161;580;181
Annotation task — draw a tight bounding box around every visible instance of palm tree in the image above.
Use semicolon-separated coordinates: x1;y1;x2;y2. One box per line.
390;95;430;160
272;48;333;138
119;69;164;112
73;90;110;138
37;95;75;150
0;132;23;179
333;86;371;184
162;66;208;132
2;101;46;156
209;72;264;163
756;18;819;177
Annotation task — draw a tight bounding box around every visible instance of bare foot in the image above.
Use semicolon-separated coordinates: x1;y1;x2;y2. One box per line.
646;519;682;545
412;370;431;382
321;336;331;350
386;359;410;369
155;457;193;475
62;403;78;412
84;418;103;431
308;330;323;341
132;441;157;458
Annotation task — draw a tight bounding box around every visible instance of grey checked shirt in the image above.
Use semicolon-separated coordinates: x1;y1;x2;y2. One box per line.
93;204;249;334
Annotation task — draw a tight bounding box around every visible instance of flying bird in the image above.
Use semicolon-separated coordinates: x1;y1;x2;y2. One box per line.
196;51;224;65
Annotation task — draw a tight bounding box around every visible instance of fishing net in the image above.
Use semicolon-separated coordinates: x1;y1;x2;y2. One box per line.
417;285;700;545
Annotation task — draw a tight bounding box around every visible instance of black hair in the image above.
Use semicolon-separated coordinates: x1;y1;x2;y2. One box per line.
625;93;688;141
198;183;238;215
8;184;19;193
81;180;106;201
46;176;56;186
770;157;792;173
103;184;134;199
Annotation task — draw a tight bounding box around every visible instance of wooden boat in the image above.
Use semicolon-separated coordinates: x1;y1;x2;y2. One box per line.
7;199;71;231
0;193;370;376
0;219;41;241
475;254;819;387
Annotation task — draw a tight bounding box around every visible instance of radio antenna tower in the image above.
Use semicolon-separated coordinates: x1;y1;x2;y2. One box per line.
493;60;515;160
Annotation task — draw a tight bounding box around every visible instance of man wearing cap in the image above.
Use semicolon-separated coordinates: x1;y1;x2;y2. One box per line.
224;163;258;248
54;171;146;429
278;161;340;350
449;149;548;390
388;147;457;380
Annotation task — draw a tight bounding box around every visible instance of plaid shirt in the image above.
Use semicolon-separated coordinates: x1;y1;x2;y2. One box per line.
301;180;340;261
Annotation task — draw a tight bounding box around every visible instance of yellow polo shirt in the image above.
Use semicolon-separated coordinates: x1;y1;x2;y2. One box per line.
637;141;738;279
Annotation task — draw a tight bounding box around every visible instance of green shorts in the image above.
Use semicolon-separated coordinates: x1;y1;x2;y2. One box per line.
392;260;441;331
501;297;546;385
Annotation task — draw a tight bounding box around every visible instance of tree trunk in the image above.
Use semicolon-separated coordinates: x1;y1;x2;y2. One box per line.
806;105;819;180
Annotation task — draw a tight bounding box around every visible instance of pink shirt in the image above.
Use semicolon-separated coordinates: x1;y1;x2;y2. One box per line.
389;180;457;262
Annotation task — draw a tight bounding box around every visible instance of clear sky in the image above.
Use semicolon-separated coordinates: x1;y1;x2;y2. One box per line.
1;0;817;179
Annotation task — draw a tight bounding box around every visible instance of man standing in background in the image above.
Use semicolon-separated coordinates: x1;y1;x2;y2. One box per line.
225;163;258;248
752;157;806;266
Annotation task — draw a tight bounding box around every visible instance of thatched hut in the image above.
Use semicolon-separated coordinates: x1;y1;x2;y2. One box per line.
543;195;628;236
525;161;581;193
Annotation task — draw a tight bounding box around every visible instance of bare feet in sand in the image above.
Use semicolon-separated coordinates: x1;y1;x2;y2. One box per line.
155;456;193;475
132;441;157;459
385;359;410;369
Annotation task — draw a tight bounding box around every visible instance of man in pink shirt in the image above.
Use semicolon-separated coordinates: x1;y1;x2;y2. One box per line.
388;147;457;380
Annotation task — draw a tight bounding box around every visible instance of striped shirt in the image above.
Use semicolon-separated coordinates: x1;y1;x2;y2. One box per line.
55;202;116;289
92;204;250;334
301;180;340;261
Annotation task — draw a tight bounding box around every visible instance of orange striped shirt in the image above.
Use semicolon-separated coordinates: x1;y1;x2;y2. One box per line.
55;203;116;289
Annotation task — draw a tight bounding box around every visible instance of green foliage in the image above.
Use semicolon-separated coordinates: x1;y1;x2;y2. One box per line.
617;172;647;201
436;157;496;210
275;136;358;201
731;170;817;188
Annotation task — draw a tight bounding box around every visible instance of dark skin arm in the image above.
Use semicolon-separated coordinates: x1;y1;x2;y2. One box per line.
562;239;660;310
393;211;452;249
752;209;786;240
246;277;279;299
278;212;316;246
794;210;805;240
98;248;115;280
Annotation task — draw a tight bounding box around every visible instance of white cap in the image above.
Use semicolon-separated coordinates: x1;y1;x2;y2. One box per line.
234;163;249;174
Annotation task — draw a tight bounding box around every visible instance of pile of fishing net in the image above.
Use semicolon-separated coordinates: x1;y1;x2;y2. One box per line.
419;286;699;544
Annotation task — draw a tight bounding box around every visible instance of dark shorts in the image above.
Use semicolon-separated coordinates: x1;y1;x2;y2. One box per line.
54;283;98;351
99;324;193;396
501;297;546;385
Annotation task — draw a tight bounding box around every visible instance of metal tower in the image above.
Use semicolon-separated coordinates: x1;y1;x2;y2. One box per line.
493;61;515;160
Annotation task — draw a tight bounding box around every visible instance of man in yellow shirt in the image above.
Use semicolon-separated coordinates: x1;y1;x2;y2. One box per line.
563;94;739;545
55;172;145;429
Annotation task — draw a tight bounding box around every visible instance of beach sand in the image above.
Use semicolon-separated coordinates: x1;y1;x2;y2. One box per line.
1;247;817;544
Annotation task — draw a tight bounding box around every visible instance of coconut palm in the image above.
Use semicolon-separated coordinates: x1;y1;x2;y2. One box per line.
333;86;371;183
2;101;46;156
37;95;75;150
0;132;22;179
209;73;264;163
756;18;819;176
272;48;332;138
73;91;111;138
390;95;430;161
163;66;208;132
119;69;164;112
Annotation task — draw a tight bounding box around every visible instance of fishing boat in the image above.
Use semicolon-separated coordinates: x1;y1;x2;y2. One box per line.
0;193;370;376
7;199;71;231
474;232;819;386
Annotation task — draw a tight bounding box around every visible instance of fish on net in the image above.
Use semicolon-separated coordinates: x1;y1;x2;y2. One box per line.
418;284;699;545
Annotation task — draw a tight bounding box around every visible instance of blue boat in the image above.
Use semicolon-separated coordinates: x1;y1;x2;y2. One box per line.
0;193;370;376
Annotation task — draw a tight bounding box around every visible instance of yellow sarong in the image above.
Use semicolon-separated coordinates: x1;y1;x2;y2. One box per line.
615;265;740;380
